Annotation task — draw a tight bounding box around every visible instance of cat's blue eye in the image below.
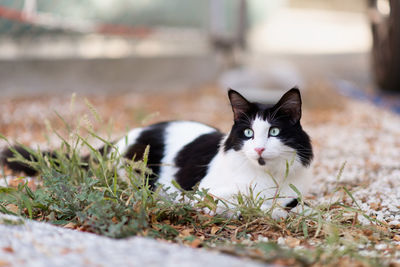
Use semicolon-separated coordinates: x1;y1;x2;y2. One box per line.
269;127;280;137
243;128;254;138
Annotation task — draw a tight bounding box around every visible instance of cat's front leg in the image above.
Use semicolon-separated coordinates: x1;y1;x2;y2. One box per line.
213;200;289;220
268;205;316;220
202;205;239;219
205;198;240;218
264;200;316;220
260;197;301;220
259;202;289;220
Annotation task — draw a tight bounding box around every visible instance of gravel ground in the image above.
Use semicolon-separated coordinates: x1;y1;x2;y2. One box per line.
308;100;400;226
0;214;268;267
1;86;400;263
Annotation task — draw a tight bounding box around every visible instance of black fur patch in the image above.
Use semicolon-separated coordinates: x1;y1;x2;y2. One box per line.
174;131;223;190
0;146;56;176
2;142;115;176
285;198;299;209
273;122;313;166
224;102;265;152
124;122;168;188
264;89;313;166
81;143;113;165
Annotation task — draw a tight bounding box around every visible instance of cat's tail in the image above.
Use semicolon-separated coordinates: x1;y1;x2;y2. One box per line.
0;145;54;176
1;144;112;176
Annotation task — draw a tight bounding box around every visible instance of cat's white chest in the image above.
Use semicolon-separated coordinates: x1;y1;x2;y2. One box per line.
200;150;276;201
199;149;309;207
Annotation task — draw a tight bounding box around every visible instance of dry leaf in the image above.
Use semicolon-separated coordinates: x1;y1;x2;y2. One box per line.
274;258;297;266
190;238;202;248
150;214;157;225
285;236;300;248
180;228;193;237
370;203;380;210
0;260;10;267
64;222;77;229
362;229;373;236
6;204;19;214
253;249;265;257
211;226;219;235
76;226;87;232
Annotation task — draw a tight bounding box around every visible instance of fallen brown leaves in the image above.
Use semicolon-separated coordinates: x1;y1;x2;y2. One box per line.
285;236;301;248
63;222;77;229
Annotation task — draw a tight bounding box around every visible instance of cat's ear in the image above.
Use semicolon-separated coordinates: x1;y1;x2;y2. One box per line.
228;89;251;120
273;88;302;124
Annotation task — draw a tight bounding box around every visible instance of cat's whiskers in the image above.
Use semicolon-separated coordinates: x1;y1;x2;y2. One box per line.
278;150;309;166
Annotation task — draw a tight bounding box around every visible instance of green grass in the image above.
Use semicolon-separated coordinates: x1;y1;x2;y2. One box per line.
0;113;398;267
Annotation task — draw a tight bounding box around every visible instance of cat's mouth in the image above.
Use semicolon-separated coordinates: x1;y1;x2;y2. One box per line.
257;157;266;166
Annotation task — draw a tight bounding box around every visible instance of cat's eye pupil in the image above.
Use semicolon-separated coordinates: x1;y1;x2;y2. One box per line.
244;128;253;138
269;127;280;137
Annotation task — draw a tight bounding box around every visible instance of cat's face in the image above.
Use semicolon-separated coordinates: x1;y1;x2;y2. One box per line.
224;88;313;168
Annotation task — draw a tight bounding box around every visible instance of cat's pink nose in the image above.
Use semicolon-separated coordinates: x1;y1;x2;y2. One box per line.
254;147;265;156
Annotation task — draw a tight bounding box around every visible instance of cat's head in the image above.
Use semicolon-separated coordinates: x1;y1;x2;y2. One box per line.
224;88;313;168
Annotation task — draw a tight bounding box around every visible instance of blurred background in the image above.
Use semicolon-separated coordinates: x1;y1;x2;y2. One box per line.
0;0;399;108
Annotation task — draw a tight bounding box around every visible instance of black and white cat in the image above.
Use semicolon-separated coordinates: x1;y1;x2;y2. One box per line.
1;88;313;219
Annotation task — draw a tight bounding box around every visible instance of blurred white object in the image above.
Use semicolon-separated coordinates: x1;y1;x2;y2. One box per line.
219;61;304;103
249;8;372;54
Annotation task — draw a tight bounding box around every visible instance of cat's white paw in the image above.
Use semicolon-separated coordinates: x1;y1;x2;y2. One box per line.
216;206;241;218
260;203;288;220
290;205;316;217
202;204;240;218
271;208;289;220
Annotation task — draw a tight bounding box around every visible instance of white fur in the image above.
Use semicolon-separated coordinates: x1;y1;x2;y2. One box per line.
242;116;291;165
